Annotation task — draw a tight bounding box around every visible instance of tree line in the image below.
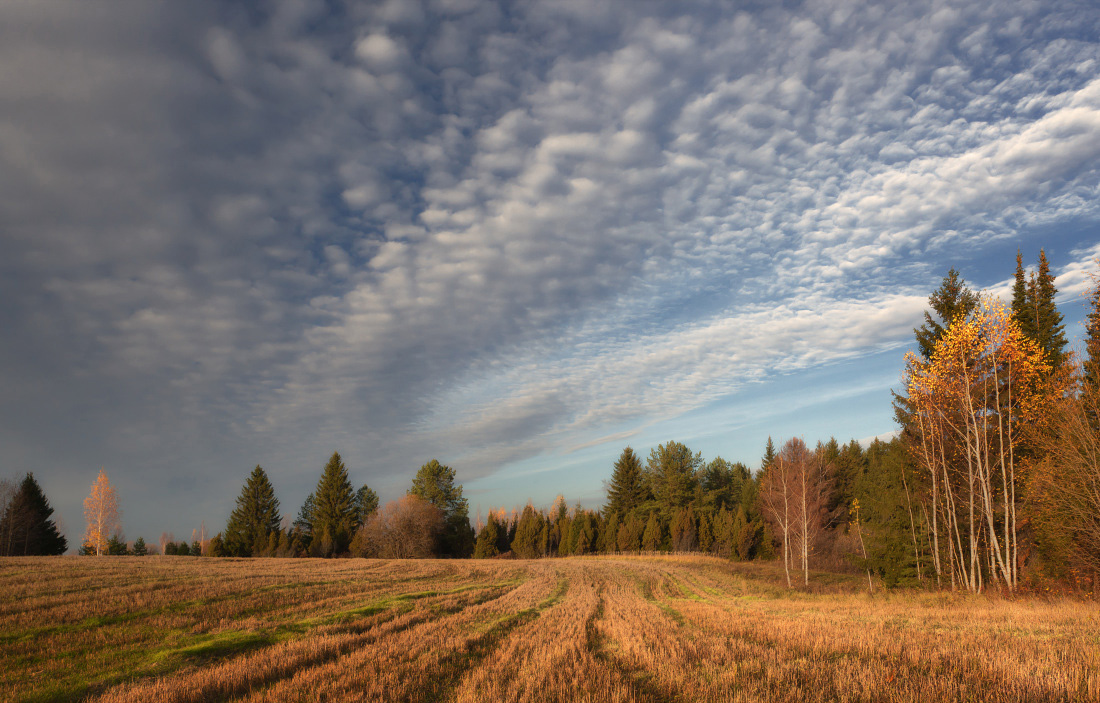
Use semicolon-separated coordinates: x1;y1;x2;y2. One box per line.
6;249;1098;594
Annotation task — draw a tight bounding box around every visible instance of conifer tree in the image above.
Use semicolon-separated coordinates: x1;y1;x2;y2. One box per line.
312;452;356;557
605;447;647;516
511;504;544;558
0;473;67;556
1085;273;1100;392
646;441;702;519
473;512;500;559
132;537;147;556
1012;250;1067;370
616;512;642;552
642;512;661;551
224;465;282;557
353;485;379;529
761;437;777;472
914;268;978;359
1012;251;1035;341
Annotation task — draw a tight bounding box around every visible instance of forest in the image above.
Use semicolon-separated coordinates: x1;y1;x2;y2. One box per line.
3;249;1099;594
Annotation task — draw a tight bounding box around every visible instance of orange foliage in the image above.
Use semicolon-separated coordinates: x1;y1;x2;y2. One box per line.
83;468;120;556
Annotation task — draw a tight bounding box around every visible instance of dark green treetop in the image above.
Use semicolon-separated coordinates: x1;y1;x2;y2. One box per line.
604;446;647;517
0;473;67;556
409;459;474;557
645;441;703;518
312;452;356;556
1012;249;1067;370
915;268;978;360
224;465;282;557
1085;273;1100;391
353;484;379;529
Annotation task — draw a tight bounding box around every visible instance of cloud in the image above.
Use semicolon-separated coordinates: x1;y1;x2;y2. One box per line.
1;0;1100;538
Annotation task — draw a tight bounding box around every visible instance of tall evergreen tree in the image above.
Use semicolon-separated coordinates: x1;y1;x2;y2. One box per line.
1085;274;1100;392
353;484;379;529
1012;249;1067;370
761;437;777;472
645;441;702;519
473;512;501;559
223;465;282;557
605;447;647;516
915;268;978;359
1034;249;1067;369
409;459;474;557
1012;250;1035;340
312;452;356;557
0;473;67;556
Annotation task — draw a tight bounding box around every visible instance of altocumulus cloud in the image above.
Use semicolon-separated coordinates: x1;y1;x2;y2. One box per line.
1;0;1099;539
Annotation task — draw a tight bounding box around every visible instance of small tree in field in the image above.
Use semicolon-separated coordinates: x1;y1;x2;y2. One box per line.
83;469;120;556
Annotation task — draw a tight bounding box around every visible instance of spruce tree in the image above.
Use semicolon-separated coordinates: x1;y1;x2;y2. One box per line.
915;268;978;359
353;485;379;529
473;512;500;559
0;473;67;556
1085;276;1100;392
132;537;147;556
511;505;543;558
761;437;777;472
409;459;474;557
312;452;356;557
1034;250;1067;369
224;465;282;557
646;441;702;519
1012;251;1035;341
1013;250;1067;370
605;447;647;516
641;512;661;551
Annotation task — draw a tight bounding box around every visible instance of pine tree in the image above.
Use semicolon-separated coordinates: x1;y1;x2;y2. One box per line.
132;537;147;556
605;447;647;516
409;459;474;557
914;268;979;359
0;473;67;556
224;465;282;557
312;452;356;556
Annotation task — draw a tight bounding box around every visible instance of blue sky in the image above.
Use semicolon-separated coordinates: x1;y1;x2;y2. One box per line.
2;0;1099;546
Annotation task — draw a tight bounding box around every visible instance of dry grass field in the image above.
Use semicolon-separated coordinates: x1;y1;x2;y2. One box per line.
1;555;1097;702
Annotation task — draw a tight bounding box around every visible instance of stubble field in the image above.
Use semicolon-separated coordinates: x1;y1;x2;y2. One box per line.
1;555;1097;702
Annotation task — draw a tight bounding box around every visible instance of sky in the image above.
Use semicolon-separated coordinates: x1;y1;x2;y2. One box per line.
2;0;1100;548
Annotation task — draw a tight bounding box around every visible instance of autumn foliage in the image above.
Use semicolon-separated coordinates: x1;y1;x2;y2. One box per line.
903;298;1057;591
83;468;120;557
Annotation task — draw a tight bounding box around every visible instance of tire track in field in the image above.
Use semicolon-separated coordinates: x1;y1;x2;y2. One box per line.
408;577;571;703
585;581;686;703
91;580;527;703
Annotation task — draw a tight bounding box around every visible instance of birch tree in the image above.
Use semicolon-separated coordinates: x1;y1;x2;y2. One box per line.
83;468;120;556
904;298;1051;592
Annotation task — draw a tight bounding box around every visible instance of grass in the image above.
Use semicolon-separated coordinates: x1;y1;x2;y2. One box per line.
1;555;1097;702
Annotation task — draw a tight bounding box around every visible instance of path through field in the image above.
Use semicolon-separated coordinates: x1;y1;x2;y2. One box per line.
1;555;1097;702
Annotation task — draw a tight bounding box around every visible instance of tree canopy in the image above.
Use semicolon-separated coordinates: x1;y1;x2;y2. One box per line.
224;465;282;557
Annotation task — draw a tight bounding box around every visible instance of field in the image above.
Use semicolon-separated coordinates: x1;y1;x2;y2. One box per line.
1;556;1097;702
